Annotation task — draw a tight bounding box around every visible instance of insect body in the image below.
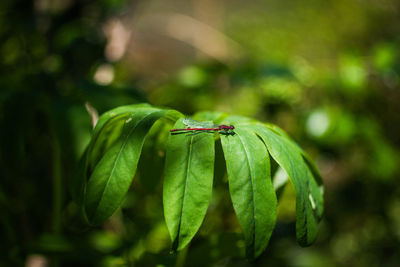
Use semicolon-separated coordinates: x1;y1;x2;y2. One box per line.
170;118;235;136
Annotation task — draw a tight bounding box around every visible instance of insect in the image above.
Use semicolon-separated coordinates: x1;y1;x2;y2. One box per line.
170;118;235;136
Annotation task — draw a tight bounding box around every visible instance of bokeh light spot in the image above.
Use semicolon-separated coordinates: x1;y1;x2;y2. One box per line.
306;110;330;137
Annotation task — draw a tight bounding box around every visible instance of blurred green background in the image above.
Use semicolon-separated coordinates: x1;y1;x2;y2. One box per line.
1;0;400;266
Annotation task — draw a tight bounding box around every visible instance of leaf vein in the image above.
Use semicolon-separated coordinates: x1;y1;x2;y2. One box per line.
176;134;194;242
236;133;257;251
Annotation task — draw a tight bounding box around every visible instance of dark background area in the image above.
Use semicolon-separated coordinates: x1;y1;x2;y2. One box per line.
1;0;400;266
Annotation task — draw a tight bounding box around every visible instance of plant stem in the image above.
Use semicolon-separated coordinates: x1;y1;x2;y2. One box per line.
175;245;189;267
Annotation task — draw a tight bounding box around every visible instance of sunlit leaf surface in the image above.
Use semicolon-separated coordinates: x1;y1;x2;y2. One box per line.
163;119;215;251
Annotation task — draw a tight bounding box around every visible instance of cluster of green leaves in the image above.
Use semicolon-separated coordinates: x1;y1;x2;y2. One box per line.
72;103;324;259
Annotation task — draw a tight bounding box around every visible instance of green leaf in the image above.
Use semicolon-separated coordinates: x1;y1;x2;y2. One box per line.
302;153;324;186
220;128;277;259
163;119;215;251
92;103;152;136
88;113;133;174
71;112;138;207
264;124;324;215
138;121;171;192
89;105;181;170
264;123;324;218
247;124;323;246
84;108;178;225
265;124;324;218
302;155;324;219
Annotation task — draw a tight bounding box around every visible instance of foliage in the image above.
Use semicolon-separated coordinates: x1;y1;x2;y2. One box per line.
73;104;323;260
1;0;400;266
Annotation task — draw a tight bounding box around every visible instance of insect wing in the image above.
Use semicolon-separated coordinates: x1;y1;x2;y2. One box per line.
182;118;217;128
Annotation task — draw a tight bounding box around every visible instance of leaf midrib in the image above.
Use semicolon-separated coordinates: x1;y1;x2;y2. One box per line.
236;133;257;252
175;134;194;244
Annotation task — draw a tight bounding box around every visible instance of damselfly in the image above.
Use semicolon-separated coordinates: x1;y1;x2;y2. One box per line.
170;118;235;136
